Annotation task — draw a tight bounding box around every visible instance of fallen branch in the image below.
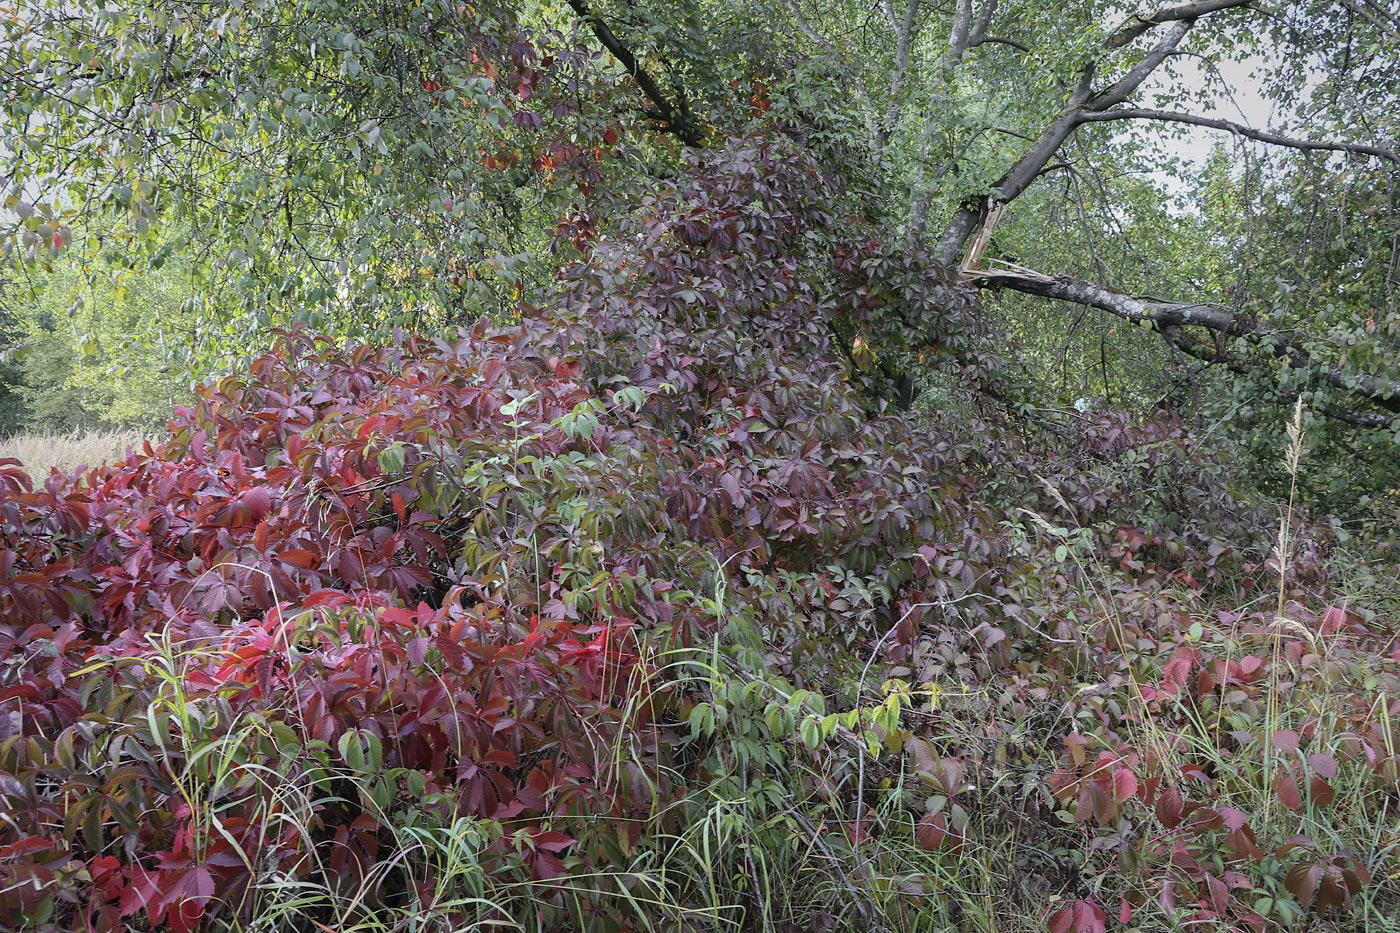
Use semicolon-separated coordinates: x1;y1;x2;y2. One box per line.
969;263;1400;427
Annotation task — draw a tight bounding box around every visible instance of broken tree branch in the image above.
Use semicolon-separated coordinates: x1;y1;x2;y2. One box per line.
970;264;1400;426
931;0;1271;262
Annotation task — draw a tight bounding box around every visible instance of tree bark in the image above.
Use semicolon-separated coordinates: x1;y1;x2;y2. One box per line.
929;1;1258;264
874;0;924;153
905;0;995;246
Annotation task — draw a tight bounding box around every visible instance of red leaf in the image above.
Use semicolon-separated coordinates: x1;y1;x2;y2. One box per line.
1158;878;1176;915
169;866;214;933
119;868;161;918
916;813;948;850
1309;776;1335;808
939;757;967;794
1275;834;1318;858
1206;872;1229;916
1046;900;1107;933
1319;606;1346;635
720;471;743;507
1306;753;1339;778
531;849;566;880
1316;869;1347;910
277;548;320;569
1047;905;1073;933
1112;768;1138;802
1163;647;1195;686
1155;784;1183;829
1225;822;1264;860
1078;780;1112;825
240;486;271;522
337;548;364;583
1285;861;1323;907
1219;807;1248;830
533;831;575;853
1274;772;1302;811
1072;899;1107;933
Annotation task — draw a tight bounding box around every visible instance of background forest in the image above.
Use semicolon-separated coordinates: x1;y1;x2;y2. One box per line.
3;1;1400;931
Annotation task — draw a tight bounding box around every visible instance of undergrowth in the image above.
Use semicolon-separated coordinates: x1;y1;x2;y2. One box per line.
1;137;1396;933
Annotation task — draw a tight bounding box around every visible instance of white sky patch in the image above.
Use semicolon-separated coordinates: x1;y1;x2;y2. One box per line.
1137;51;1283;200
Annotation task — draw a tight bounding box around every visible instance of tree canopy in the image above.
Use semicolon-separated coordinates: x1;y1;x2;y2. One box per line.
6;1;1400;481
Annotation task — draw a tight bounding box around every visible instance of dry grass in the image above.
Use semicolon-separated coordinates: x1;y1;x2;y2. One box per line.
0;428;149;477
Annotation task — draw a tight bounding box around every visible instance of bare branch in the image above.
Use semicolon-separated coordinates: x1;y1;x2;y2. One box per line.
1362;0;1400;33
564;0;705;146
934;0;1273;261
1159;326;1392;426
876;0;924;151
969;0;999;45
1079;108;1400;162
1342;0;1400;40
927;0;1271;266
971;35;1029;52
882;0;900;29
904;0;992;242
949;0;972;48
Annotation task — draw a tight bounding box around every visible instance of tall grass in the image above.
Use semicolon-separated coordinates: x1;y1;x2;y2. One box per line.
0;427;148;476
